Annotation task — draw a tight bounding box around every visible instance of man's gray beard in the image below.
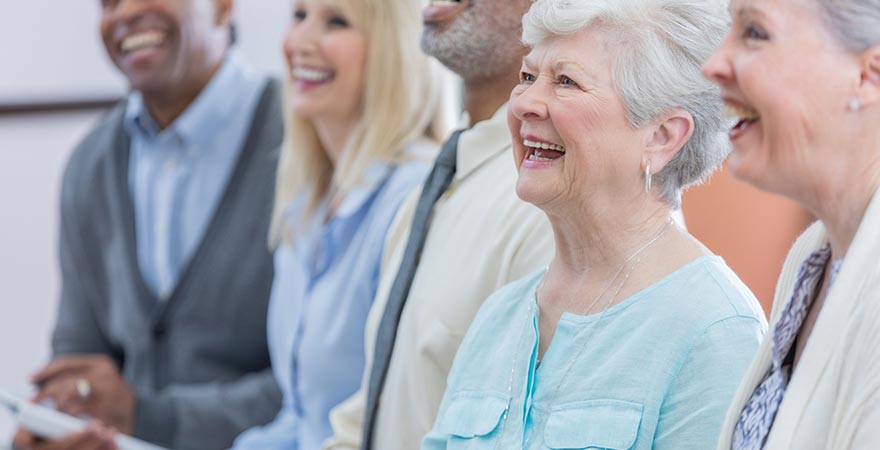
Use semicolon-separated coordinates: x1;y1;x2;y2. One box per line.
420;8;522;82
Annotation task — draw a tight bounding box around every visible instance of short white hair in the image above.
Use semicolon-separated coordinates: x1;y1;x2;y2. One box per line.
816;0;880;51
522;0;730;207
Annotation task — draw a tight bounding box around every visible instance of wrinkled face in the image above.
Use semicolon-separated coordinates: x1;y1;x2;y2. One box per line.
283;0;367;124
702;0;860;196
509;29;649;212
99;0;228;94
421;0;530;81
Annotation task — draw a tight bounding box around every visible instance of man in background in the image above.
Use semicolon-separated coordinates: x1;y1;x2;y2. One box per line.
323;1;554;449
13;0;282;449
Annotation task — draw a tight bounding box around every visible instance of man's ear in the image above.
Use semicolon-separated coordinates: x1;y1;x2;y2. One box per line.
214;0;234;27
643;109;694;175
856;45;880;107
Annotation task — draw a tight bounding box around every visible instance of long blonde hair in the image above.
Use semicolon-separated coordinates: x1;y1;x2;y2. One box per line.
269;0;449;246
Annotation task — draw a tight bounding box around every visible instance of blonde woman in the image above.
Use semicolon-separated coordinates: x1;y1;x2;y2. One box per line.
227;0;447;449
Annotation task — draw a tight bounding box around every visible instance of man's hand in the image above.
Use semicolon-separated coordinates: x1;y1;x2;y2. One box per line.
31;355;135;435
12;424;118;450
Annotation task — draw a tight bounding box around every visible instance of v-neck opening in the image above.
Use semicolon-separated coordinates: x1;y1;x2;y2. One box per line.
115;79;273;318
528;256;721;384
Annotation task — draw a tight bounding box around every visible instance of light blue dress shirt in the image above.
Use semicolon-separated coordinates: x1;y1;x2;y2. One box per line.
125;52;267;299
230;153;431;450
423;256;767;450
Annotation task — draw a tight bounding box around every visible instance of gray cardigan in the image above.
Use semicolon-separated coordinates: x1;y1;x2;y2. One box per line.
52;80;284;450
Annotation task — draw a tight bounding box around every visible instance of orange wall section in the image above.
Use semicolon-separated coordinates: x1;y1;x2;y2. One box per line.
682;164;813;316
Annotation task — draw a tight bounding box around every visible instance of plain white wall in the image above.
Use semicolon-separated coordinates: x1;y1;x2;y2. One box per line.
0;110;104;445
0;0;292;443
0;0;292;105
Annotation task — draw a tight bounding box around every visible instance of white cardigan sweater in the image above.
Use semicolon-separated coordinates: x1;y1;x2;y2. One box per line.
716;189;880;450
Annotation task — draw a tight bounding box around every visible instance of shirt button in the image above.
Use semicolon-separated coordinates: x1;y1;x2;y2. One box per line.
163;160;177;172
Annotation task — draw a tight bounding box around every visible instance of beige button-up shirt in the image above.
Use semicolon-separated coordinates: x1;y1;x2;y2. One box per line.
323;105;555;450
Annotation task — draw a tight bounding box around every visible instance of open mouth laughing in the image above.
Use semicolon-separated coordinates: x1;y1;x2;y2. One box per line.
522;137;566;168
291;66;335;89
724;104;761;140
120;30;166;54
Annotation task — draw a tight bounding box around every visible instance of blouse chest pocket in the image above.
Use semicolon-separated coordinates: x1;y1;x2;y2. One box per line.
543;399;644;450
436;391;510;450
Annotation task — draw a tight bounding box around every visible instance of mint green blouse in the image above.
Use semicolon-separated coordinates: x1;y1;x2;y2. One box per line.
422;256;767;450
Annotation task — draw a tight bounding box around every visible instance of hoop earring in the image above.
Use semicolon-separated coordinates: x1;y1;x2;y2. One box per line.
644;162;652;193
849;99;861;112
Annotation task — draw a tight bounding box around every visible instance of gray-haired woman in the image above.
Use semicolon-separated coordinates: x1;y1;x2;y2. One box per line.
421;0;767;449
703;0;880;448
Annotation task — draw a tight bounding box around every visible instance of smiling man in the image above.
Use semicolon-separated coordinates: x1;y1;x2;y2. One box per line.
322;1;554;450
12;0;283;449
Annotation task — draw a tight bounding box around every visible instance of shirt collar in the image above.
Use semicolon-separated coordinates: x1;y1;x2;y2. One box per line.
123;93;157;137
334;160;393;218
455;103;512;180
335;139;438;218
123;51;252;150
283;159;394;232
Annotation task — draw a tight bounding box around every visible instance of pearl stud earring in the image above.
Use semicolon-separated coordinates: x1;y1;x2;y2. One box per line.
849;99;861;112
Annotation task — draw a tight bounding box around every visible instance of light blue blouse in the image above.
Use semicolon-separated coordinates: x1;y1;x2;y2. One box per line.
423;256;767;450
231;155;430;450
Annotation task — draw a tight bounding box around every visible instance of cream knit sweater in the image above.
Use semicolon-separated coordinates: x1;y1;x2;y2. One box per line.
716;188;880;450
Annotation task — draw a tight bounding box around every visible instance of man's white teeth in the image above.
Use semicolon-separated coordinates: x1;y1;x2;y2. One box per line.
724;105;760;121
293;67;333;82
121;31;164;53
430;0;462;5
523;139;565;152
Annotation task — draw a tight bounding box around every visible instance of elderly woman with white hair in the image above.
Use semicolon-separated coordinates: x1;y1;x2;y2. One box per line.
421;0;767;449
703;0;880;448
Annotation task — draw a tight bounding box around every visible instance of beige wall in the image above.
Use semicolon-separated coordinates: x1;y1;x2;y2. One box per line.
683;164;814;314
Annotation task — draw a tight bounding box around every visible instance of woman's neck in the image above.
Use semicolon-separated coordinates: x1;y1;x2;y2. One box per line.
804;136;880;261
312;113;361;166
814;167;880;262
546;200;675;280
